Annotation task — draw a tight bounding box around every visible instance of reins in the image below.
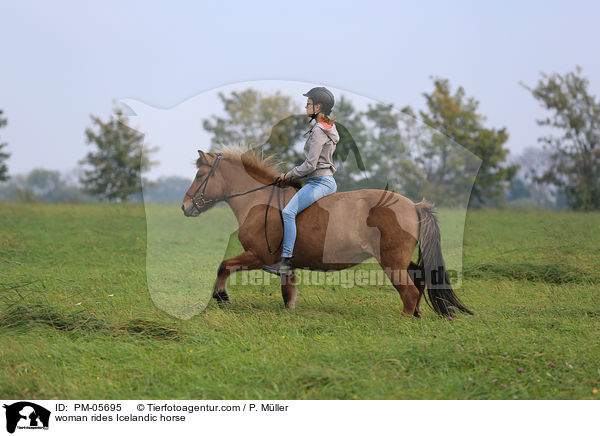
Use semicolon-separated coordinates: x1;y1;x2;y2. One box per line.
187;152;287;255
264;178;285;255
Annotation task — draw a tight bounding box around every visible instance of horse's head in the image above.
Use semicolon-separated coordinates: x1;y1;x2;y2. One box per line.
181;150;226;217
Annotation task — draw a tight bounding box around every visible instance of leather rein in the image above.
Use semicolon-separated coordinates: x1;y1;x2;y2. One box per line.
185;153;286;255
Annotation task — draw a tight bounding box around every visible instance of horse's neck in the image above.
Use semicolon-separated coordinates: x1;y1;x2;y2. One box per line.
224;174;275;226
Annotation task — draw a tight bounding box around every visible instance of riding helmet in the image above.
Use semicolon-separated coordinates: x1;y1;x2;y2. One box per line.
303;87;335;115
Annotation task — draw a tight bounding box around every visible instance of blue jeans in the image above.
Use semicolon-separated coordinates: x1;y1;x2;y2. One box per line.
281;175;337;258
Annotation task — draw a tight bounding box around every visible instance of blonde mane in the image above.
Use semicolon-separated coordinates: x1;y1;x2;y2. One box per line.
197;144;302;189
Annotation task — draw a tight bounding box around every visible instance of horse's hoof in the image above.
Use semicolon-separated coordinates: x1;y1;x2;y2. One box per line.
213;291;230;302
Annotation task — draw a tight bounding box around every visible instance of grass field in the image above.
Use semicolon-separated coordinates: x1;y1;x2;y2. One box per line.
1;203;599;399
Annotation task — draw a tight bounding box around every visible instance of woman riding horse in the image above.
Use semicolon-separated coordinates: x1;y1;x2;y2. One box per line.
263;87;340;276
182;92;472;317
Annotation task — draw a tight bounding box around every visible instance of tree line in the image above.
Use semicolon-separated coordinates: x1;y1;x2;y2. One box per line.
0;68;598;210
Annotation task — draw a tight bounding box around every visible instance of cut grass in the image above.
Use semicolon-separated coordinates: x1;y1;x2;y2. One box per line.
462;263;597;284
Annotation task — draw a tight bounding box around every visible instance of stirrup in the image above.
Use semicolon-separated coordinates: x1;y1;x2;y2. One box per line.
262;257;293;276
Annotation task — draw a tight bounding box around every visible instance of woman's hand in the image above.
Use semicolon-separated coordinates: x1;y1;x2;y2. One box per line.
278;173;288;182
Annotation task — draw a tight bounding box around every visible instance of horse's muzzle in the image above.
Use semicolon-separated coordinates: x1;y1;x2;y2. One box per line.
181;203;200;217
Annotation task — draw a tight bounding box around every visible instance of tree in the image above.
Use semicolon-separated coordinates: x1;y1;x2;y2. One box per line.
203;89;305;163
506;147;559;209
27;168;62;199
356;102;407;191
0;109;10;181
522;67;600;211
416;78;518;207
79;107;156;202
0;168;93;203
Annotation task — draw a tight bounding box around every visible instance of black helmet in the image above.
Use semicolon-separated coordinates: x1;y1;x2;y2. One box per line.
303;87;335;115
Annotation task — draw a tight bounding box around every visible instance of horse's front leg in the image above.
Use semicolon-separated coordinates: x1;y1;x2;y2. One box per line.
280;270;298;310
213;250;264;302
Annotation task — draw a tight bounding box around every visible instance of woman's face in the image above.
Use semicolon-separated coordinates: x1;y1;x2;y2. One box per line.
305;99;321;116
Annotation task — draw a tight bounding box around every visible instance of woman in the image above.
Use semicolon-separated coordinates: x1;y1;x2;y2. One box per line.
263;87;339;276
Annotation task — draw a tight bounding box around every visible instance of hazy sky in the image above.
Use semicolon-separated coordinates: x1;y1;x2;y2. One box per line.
1;1;598;179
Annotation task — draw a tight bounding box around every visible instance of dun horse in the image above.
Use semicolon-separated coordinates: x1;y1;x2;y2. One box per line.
182;146;472;317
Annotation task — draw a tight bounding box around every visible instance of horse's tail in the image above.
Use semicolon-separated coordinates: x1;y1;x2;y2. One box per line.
415;200;473;316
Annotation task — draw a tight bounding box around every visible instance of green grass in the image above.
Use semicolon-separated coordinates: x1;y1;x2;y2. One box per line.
0;203;599;399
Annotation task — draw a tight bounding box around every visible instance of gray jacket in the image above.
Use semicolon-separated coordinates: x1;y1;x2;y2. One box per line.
285;121;339;179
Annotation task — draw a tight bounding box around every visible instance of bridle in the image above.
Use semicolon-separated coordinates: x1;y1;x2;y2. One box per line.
185;153;224;212
185;152;287;255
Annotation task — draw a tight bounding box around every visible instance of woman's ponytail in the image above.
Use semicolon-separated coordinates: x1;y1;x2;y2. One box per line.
322;113;335;125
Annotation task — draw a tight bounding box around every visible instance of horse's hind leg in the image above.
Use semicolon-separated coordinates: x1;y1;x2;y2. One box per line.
213;250;264;302
280;271;298;310
380;251;421;317
408;261;425;317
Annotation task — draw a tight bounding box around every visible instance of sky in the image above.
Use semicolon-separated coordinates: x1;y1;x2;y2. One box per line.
1;0;599;180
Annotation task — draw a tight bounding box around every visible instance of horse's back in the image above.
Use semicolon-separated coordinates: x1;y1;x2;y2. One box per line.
321;188;415;207
293;188;419;265
315;189;418;234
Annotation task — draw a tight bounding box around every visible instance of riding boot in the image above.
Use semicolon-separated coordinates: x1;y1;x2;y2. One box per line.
262;256;294;276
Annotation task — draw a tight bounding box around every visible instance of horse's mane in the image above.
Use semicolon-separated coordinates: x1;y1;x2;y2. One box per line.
196;144;303;189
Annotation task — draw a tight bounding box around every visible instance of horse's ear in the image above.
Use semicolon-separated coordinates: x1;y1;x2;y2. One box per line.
197;150;208;165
